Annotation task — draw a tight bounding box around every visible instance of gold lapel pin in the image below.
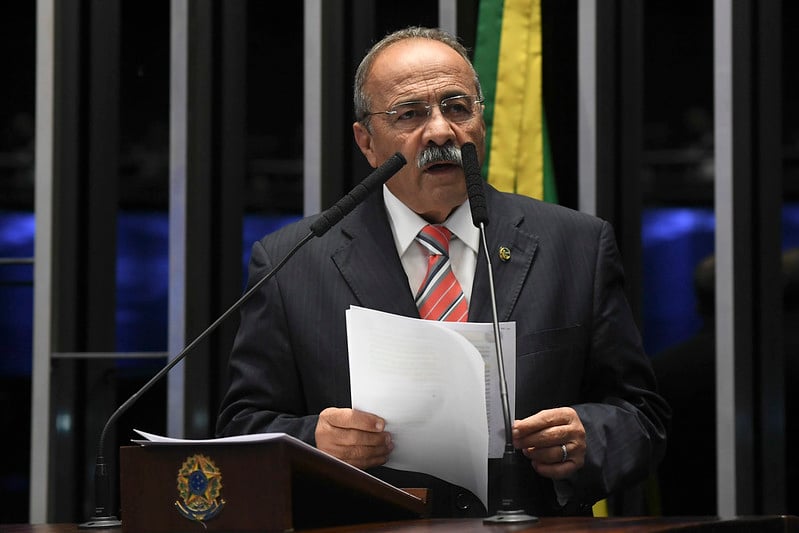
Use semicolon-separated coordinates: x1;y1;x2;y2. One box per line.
498;246;511;262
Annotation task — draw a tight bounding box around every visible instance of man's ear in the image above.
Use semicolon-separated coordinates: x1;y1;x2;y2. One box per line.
353;121;378;168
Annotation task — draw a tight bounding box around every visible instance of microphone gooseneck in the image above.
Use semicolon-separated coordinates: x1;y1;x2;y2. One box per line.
461;142;537;524
79;153;407;529
461;142;511;444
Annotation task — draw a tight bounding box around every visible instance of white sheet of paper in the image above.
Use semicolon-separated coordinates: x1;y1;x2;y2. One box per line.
131;429;288;445
438;320;516;458
346;306;516;511
130;429;410;495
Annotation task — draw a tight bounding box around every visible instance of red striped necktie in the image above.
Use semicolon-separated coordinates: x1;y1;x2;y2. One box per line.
414;224;468;322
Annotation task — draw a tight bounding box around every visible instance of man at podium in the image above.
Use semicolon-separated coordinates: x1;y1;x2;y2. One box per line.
216;26;669;518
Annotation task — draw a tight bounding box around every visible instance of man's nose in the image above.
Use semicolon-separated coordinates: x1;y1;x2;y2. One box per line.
422;106;456;144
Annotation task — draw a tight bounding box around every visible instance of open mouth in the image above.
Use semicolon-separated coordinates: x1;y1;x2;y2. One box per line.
425;161;460;172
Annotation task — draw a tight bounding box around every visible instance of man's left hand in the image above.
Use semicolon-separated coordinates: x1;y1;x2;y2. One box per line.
512;407;586;479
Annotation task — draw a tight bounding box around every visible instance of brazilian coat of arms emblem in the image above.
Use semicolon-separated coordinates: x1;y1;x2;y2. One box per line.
175;454;225;523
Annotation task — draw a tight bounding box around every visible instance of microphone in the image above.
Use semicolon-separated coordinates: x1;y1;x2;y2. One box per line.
460;142;537;524
79;153;407;529
310;152;406;236
463;149;488;227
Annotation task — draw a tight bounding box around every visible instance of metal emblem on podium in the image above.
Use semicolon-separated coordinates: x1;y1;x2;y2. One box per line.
175;454;226;523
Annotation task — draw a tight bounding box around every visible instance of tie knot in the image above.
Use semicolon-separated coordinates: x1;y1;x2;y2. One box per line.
417;224;452;256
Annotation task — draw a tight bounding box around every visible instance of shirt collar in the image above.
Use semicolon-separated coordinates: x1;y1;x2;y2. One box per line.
383;185;480;255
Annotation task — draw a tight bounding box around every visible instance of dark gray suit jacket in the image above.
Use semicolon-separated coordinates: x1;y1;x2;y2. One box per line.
216;183;669;517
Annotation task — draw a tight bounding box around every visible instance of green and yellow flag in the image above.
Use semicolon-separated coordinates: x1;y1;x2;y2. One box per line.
473;0;557;203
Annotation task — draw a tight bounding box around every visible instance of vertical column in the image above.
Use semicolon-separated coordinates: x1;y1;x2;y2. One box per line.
307;0;351;209
439;0;457;35
714;0;756;517
170;0;246;438
214;1;247;413
181;0;213;439
616;0;643;321
591;1;616;223
713;1;736;516
304;0;322;216
168;0;188;437
30;0;55;523
578;0;643;323
82;1;121;516
577;0;596;216
754;0;785;514
33;0;124;520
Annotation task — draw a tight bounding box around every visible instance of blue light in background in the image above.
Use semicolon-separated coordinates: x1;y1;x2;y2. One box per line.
116;212;170;352
641;207;715;356
785;205;799;249
1;205;797;375
640;203;799;356
0;210;300;375
0;211;35;376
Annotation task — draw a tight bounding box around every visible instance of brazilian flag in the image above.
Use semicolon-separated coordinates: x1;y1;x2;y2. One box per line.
473;0;558;203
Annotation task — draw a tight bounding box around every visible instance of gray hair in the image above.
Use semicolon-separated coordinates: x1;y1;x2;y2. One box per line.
353;26;483;129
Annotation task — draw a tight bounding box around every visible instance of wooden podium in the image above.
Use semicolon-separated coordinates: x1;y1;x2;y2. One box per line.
119;434;428;533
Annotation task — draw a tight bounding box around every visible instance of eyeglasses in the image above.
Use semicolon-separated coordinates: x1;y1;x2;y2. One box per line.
364;95;484;131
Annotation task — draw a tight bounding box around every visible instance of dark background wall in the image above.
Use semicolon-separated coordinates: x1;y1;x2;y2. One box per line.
1;0;797;524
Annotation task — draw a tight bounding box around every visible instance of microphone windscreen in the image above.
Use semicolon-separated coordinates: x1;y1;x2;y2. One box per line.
461;142;489;226
355;152;407;202
310;152;407;236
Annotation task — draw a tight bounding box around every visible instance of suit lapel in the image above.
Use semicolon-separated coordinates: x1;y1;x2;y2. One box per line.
469;189;539;323
331;193;420;318
327;185;539;323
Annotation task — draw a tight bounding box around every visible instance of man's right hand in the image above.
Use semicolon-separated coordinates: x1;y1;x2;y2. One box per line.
315;407;394;469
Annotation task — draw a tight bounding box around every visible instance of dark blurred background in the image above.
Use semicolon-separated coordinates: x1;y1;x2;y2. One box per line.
1;0;797;525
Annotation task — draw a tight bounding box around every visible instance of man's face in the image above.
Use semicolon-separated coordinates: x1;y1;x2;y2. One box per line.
353;39;486;224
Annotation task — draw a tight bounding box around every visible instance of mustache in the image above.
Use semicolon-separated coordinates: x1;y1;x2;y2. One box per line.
417;144;463;169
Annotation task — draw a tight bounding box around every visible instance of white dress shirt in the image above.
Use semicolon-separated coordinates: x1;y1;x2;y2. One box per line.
382;185;480;304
